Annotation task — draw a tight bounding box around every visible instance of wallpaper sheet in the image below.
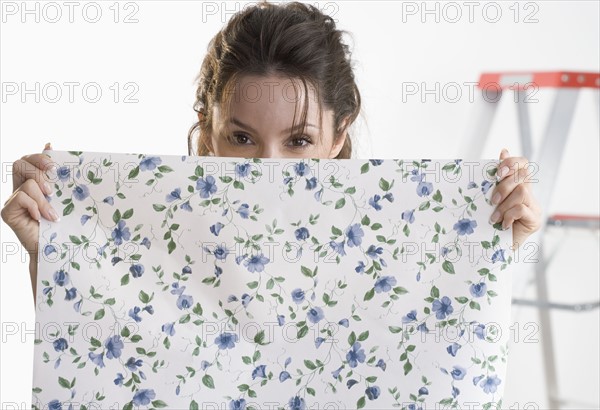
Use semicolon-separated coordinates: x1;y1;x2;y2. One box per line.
32;151;514;410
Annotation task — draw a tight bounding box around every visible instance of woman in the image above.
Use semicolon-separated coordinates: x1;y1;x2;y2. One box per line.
1;1;542;303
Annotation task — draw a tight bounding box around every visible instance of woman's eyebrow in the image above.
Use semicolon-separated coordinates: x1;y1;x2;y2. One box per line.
230;117;317;135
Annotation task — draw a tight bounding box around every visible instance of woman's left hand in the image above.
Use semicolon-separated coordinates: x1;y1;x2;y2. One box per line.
489;148;543;250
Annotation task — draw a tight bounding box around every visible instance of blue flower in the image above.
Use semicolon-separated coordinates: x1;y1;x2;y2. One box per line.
447;342;461;357
470;282;487;298
48;400;62;410
480;375;501;393
410;169;424;182
305;177;317;190
288;396;306;410
369;159;383;166
72;184;90;201
294;162;308;176
314;189;323;202
402;309;417;323
244;253;269;273
417;322;429;333
214;245;229;261
103;196;114;205
196;175;217;198
369;194;382;211
128;306;143;322
346;341;366;368
467;181;477;189
112;220;131;245
141;237;151;249
229;398;247;410
182;265;192;275
139;156;162;171
88;351;105;368
452;385;460;398
418;386;429;395
345;223;364;247
236;203;250;219
235;163;251;178
162;322;175;336
329;240;346;256
441;246;450;257
474;323;485;340
65;287;77;301
376;359;386;371
53;338;68;352
338;318;349;328
451;365;466;380
401;209;415;224
492;249;506;263
347;379;359;389
80;214;91;225
481;180;493;194
365;385;380;400
432;296;454;320
129;263;144;278
366;245;383;259
180;201;193;211
332;365;343;379
277;314;285;326
355;260;365;273
105;335;124;359
374;275;397;293
315;337;325;348
307;306;324;324
295;227;310;241
215;332;239;350
473;374;485;385
383;192;394;202
201;360;210;370
251;364;267;379
453;218;477;235
114;373;124;386
279;370;291;382
132;389;156;406
57;166;70;181
176;294;193;310
166;187;181;202
125;357;143;371
291;288;305;304
44;244;57;256
416;181;433;197
241;293;253;308
210;222;224;236
53;269;69;286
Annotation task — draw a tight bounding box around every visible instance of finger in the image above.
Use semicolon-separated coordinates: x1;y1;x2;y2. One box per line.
491;166;530;206
15;178;60;222
12;158;55;197
1;190;42;224
497;155;529;181
501;202;538;232
490;183;529;223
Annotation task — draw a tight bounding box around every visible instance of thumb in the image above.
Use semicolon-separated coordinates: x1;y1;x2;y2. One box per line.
499;147;509;161
44;142;53;151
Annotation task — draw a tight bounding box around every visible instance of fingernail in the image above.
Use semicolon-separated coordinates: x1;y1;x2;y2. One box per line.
490;210;500;223
44;142;51;150
48;207;60;222
492;192;501;205
43;182;53;196
497;166;509;178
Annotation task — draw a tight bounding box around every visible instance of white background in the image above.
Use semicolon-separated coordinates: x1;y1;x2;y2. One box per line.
1;1;599;408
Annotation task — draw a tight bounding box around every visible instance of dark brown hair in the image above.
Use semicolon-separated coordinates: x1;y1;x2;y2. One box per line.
187;0;361;159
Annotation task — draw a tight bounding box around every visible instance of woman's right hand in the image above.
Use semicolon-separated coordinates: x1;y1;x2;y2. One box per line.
1;142;61;301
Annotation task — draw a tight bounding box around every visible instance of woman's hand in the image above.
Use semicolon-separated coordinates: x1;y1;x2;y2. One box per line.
489;148;543;250
1;142;60;301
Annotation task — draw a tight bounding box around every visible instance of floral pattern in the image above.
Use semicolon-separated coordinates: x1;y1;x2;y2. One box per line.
33;152;514;410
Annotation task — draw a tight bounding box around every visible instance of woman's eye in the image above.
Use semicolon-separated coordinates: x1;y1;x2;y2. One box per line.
229;133;252;145
289;137;313;149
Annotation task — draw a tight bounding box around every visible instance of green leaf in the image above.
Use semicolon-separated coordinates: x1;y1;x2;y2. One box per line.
58;377;71;389
430;286;440;298
335;198;346;209
153;204;166;212
190;400;199;410
112;209;121;224
304;359;316;370
202;374;215;389
442;260;455;274
363;288;375;301
157;165;173;173
128;166;140;179
120;274;130;286
122;208;134;219
69;235;81;245
94;309;105;320
151;400;168;408
63;202;74;216
357;396;366;409
379;178;390;191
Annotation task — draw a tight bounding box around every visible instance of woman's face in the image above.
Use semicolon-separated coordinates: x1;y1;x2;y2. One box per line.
206;74;347;159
